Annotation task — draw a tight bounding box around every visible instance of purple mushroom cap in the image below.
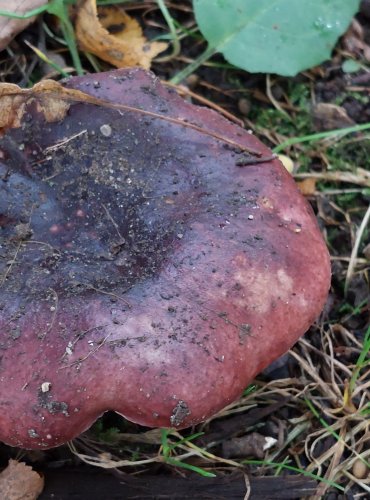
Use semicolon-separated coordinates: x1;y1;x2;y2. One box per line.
0;69;330;449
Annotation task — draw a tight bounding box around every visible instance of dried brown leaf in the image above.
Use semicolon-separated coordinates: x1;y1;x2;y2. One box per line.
297;178;317;196
312;103;355;132
0;78;262;155
0;0;47;51
0;460;44;500
75;0;167;69
342;19;370;62
222;432;277;459
0;80;81;130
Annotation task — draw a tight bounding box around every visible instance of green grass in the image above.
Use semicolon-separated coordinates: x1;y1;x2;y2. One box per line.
273;121;370;153
0;0;132;76
305;397;370;468
156;0;181;58
334;90;370;107
325;137;370;173
160;429;216;478
252;82;311;132
1;1;368;491
249;79;370;178
0;0;83;75
243;384;257;397
91;419;121;444
338;298;368;317
243;459;345;491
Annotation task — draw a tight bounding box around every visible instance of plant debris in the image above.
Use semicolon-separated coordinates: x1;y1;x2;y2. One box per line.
0;459;44;500
75;0;167;69
0;1;369;498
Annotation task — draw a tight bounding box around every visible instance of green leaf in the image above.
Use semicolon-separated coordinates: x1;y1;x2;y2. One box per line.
341;59;362;73
193;0;361;76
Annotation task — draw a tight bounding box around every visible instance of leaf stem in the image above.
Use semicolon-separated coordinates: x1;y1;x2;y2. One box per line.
273;122;370;153
170;45;217;84
156;0;181;60
0;6;48;19
0;1;84;76
47;0;84;76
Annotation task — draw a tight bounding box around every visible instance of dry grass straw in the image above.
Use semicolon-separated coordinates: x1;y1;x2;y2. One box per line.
291;326;370;497
345;203;370;294
69;319;369;496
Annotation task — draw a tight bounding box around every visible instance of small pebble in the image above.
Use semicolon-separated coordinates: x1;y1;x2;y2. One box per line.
100;124;112;137
185;74;199;88
352;458;369;479
41;382;51;393
238;97;251;116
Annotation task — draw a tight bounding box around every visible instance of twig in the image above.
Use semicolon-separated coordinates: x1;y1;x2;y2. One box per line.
2;79;263;157
101;203;125;241
61;332;112;369
266;74;291;120
44;129;87;153
86;285;132;308
0;241;22;286
344;203;370;294
163;81;245;126
236;154;277;166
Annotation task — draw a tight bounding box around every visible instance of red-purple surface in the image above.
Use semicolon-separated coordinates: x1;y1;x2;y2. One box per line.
0;69;330;449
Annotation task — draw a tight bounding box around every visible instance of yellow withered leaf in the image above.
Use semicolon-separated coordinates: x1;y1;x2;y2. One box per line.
76;0;167;69
296;178;317;196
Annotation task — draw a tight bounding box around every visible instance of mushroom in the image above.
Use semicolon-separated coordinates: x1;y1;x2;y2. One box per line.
0;69;330;449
